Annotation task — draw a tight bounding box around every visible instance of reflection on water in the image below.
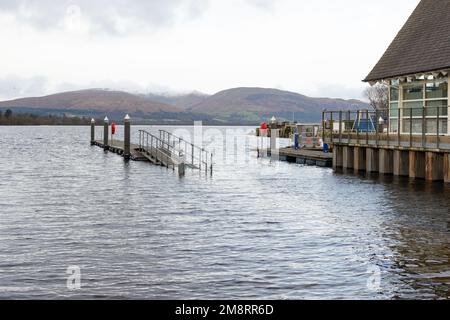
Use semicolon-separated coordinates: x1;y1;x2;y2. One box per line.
0;126;448;300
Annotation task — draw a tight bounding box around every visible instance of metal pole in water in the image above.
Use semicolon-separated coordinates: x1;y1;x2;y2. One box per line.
124;114;131;160
90;118;95;145
178;154;186;178
103;116;109;150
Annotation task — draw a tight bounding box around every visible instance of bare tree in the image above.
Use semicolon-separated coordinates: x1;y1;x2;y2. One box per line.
363;84;389;112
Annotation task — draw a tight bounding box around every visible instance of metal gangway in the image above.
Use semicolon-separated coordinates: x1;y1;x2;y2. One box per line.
138;129;213;174
159;129;213;173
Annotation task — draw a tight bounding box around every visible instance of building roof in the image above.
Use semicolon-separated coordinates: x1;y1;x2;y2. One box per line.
364;0;450;82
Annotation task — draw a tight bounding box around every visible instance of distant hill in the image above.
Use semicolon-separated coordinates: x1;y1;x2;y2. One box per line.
0;89;182;114
0;87;368;124
143;91;209;110
188;87;368;123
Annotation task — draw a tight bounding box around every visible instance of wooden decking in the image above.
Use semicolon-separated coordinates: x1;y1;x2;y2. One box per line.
92;140;148;161
258;147;333;167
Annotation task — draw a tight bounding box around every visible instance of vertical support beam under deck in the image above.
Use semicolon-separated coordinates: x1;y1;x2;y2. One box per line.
333;145;343;170
379;149;393;175
409;151;425;179
366;148;379;173
342;146;354;169
393;150;409;177
444;153;450;183
425;152;444;181
354;147;366;172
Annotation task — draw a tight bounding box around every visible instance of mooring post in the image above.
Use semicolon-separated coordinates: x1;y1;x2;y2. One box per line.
90;118;95;145
178;154;186;178
103;116;109;150
124;114;131;159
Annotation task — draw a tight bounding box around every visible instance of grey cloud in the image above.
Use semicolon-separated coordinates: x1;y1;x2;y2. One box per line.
0;0;210;35
0;76;49;101
245;0;276;10
0;75;173;101
313;83;366;101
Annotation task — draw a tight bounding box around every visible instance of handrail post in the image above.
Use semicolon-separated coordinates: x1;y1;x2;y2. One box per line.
375;109;379;147
356;110;360;144
397;107;401;147
322;110;325;144
330;111;334;144
366;109;369;145
436;105;440;149
409;108;413;148
339;111;342;144
387;109;390;146
422;106;426;148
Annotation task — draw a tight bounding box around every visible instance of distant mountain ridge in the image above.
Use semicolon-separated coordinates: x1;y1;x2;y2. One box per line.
0;89;181;114
187;87;368;123
142;91;209;110
0;87;368;124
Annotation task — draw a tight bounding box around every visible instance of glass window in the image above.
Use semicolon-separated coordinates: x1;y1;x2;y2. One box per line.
403;84;423;100
389;119;398;133
390;87;399;101
403;101;423;117
426;100;448;116
426;119;448;134
426;81;448;99
389;103;399;117
402;120;423;134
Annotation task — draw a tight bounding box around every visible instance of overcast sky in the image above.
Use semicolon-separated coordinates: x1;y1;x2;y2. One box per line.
0;0;420;101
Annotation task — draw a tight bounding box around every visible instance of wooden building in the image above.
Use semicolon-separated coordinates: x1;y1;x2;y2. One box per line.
323;0;450;182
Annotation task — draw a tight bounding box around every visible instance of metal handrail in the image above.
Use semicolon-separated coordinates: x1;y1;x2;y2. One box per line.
138;129;213;173
322;106;449;151
158;129;213;173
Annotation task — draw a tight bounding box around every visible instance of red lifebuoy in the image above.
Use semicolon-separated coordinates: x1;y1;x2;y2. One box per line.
261;122;268;130
111;122;116;135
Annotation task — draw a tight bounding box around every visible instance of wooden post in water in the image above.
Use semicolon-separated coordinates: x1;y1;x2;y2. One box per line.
178;154;186;178
124;114;131;159
103;116;109;150
90;118;95;145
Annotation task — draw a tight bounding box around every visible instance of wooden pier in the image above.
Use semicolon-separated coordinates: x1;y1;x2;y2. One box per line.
323;109;450;182
258;147;333;167
90;116;213;176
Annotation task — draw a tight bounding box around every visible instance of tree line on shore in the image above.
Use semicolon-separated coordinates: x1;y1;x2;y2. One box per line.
0;109;91;125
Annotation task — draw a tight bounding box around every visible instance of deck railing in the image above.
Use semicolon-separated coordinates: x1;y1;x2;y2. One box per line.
322;106;450;151
158;129;213;173
137;129;213;173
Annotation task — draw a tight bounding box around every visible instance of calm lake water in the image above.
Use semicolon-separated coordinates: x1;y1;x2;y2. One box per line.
0;125;449;300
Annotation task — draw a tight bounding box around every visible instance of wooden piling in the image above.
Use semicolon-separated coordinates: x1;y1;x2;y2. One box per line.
354;147;366;172
425;152;444;181
409;151;425;179
342;146;354;169
444;153;450;183
393;150;409;177
379;149;393;175
90;118;95;145
366;148;379;173
103;117;109;150
124;114;131;159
